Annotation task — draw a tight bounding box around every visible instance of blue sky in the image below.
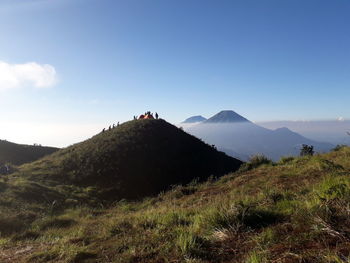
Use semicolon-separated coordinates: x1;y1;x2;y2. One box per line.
0;0;349;146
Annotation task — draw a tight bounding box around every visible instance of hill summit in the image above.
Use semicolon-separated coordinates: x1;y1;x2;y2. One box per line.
205;110;249;123
21;118;242;200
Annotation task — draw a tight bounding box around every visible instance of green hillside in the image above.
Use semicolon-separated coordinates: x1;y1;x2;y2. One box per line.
1;145;350;262
0;140;58;166
15;119;241;201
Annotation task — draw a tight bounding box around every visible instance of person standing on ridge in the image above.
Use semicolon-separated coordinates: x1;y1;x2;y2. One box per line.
155;112;159;119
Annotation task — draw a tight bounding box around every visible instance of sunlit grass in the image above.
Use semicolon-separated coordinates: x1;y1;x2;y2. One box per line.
1;147;350;262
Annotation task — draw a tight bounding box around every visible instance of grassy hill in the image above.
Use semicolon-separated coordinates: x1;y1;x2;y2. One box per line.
0;140;58;166
0;118;241;222
15;119;241;201
0;145;350;262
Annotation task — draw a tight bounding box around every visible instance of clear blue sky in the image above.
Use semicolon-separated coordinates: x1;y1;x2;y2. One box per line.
0;0;349;146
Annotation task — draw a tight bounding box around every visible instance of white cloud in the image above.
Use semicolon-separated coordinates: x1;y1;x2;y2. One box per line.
337;117;345;121
0;61;57;91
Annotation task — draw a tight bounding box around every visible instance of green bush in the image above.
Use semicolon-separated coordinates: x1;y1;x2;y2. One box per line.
300;144;314;156
332;145;347;152
239;155;273;172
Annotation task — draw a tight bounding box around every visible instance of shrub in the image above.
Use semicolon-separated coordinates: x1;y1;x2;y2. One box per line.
312;158;344;172
332;145;347;152
300;144;314;156
239;155;273;172
317;177;350;201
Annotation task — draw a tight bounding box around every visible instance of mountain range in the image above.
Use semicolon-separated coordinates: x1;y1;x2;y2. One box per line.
183;110;334;161
259;120;350;145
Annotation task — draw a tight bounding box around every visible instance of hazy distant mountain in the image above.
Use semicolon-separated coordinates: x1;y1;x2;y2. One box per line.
182;115;207;123
259;120;350;146
186;111;334;161
205;110;249;123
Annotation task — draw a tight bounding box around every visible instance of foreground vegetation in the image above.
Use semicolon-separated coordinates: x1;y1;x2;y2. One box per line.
1;147;350;262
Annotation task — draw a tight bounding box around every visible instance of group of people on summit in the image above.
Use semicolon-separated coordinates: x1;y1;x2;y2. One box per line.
102;111;159;133
136;111;159;120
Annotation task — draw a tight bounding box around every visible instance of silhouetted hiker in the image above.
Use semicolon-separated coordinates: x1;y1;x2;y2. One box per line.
117;122;120;126
155;112;158;119
102;128;105;133
109;125;111;131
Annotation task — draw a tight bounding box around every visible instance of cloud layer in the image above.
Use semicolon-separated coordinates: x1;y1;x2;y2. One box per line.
0;61;57;91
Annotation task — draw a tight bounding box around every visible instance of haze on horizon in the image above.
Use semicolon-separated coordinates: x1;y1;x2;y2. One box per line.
0;0;349;147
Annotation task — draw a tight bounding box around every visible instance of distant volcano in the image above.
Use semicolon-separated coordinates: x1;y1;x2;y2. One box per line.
186;110;334;161
205;110;249;123
182;115;207;123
